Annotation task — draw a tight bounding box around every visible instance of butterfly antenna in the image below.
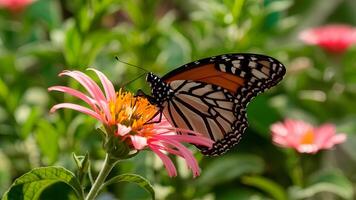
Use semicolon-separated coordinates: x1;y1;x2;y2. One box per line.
120;72;147;88
115;56;149;73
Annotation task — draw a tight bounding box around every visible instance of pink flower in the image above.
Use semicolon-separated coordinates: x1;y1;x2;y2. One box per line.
127;117;214;177
271;119;346;154
0;0;34;12
49;69;213;177
299;24;356;54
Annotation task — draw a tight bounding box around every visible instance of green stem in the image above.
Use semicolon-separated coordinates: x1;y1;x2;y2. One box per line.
287;150;303;187
85;154;118;200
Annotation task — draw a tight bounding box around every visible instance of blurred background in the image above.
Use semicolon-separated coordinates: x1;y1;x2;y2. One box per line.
0;0;356;199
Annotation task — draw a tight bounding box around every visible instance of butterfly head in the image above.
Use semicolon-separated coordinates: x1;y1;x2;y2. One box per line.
146;72;158;84
146;72;172;106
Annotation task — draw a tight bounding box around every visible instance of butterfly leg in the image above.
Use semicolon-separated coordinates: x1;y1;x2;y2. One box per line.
135;89;158;105
135;89;146;97
144;108;163;124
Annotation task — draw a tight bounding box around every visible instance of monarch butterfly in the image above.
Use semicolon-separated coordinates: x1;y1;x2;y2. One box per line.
141;53;286;156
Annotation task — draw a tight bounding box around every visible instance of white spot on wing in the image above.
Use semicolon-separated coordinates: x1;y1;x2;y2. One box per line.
272;63;277;71
249;61;257;68
219;64;226;72
233;63;240;69
252;69;268;78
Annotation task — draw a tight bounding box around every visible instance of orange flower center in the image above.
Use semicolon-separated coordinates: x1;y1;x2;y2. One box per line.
300;129;315;145
109;89;157;130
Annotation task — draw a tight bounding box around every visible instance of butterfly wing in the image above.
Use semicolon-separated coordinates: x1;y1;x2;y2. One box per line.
161;53;286;155
161;80;245;155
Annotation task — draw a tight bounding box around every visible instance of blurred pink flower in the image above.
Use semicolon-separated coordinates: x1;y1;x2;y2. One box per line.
49;69;213;177
299;24;356;54
271;119;346;154
0;0;34;12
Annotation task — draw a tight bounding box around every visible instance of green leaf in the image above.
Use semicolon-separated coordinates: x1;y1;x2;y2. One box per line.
26;0;61;30
20;107;40;139
35;120;59;164
0;151;11;195
231;0;245;22
72;153;89;173
2;166;84;200
197;154;265;186
77;5;92;33
217;188;267;200
289;170;354;200
64;22;82;67
242;176;287;200
102;174;155;200
72;152;90;185
0;78;9;101
38;182;79;200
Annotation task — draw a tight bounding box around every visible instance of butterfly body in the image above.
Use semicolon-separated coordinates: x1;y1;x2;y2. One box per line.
146;73;173;105
144;53;286;156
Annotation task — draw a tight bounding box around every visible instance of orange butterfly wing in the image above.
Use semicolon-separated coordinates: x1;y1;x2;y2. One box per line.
163;64;245;94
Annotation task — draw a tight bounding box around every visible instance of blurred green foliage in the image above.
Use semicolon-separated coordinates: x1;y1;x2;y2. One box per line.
0;0;356;199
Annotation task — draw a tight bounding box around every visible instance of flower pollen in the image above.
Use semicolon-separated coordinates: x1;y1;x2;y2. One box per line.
300;129;314;145
109;89;157;130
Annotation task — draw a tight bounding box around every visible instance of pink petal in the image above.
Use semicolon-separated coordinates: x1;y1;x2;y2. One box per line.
154;136;200;177
296;144;319;154
149;143;183;157
130;135;148;150
87;68;116;102
151;142;203;176
165;127;205;136
299;24;356;53
272;135;291;147
285;119;312;137
116;124;131;136
151;117;173;128
313;124;346;150
48;86;98;112
0;0;34;11
50;103;104;122
149;146;177;177
271;119;315;151
323;134;347;149
331;134;347;144
158;134;213;148
271;121;299;147
59;70;112;123
313;124;335;148
271;119;348;154
59;71;106;102
271;123;289;137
